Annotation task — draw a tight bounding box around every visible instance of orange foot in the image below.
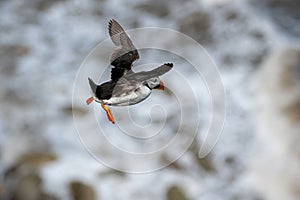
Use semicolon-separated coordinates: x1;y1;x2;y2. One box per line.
86;96;94;105
101;104;115;124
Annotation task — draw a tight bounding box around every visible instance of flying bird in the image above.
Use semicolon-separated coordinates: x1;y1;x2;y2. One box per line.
86;19;173;124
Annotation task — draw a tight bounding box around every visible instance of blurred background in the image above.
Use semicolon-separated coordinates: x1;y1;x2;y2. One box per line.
0;0;299;199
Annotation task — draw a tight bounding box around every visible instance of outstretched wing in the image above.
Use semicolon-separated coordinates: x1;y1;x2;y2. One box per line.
112;63;173;97
108;19;139;81
125;63;173;81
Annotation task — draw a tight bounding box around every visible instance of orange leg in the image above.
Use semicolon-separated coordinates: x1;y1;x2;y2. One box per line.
101;104;115;124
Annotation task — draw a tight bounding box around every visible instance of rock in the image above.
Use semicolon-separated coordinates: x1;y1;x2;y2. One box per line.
282;99;300;123
222;54;237;66
25;0;66;12
189;141;215;172
225;10;239;21
248;47;300;200
277;49;300;90
167;185;190;200
249;48;268;66
7;44;30;56
0;44;30;75
195;155;215;172
5;152;57;178
3;153;58;200
35;0;64;11
10;172;58;200
0;183;6;199
12;173;42;200
15;152;57;169
135;0;169;17
224;155;236;165
278;48;300;123
99;169;126;178
69;181;96;200
160;154;183;171
178;11;212;44
61;105;88;116
252;0;300;37
250;30;265;40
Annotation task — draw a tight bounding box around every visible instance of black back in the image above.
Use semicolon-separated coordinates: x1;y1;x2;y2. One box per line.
95;81;117;100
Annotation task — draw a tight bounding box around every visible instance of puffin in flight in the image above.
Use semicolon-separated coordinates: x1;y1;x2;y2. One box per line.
86;19;173;124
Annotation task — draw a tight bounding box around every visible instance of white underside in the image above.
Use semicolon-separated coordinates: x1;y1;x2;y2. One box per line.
94;85;151;106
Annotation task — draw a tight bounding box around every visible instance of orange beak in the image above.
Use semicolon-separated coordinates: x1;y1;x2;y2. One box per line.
156;80;164;90
86;96;94;105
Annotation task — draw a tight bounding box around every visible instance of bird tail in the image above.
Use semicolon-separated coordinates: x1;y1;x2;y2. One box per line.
88;77;97;94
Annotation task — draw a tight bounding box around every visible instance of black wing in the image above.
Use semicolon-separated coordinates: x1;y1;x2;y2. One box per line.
108;19;139;81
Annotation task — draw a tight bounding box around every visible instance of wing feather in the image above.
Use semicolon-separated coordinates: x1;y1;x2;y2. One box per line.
108;19;126;46
125;63;173;81
108;19;140;81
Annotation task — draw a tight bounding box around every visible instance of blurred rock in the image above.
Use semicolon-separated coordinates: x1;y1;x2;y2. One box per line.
11;0;66;24
248;47;300;200
12;172;42;200
11;172;58;200
6;44;30;56
69;181;96;200
15;152;57;169
34;0;65;11
99;169;126;178
278;49;300;123
2;86;32;106
0;44;30;75
277;49;300;90
5;152;57;177
189;141;215;172
252;0;300;37
61;105;88;116
0;183;5;199
22;0;66;12
160;154;183;171
4;154;58;200
135;0;169;17
250;30;265;41
224;155;236;165
249;48;268;66
178;11;212;44
222;54;237;66
195;155;215;173
225;10;239;21
167;185;190;200
282;100;300;123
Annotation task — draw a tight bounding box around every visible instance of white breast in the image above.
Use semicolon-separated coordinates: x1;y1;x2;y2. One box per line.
103;85;151;106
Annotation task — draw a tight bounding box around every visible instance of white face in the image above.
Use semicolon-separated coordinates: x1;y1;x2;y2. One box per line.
146;77;161;89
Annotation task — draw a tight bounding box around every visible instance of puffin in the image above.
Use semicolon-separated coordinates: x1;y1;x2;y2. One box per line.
86;19;173;124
